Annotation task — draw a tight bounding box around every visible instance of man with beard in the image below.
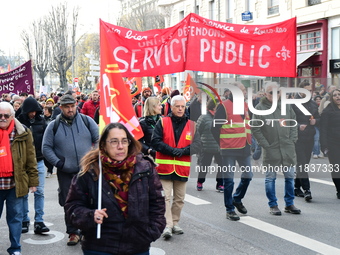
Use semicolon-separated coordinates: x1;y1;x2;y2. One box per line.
42;94;99;246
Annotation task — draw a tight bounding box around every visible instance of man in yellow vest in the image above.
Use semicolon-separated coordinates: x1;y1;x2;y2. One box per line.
212;82;253;221
152;95;200;239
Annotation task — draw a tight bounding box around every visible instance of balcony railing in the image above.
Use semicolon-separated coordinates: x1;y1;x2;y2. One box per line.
268;5;279;15
308;0;321;6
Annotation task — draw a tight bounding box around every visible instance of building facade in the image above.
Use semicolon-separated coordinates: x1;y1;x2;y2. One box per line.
157;0;340;91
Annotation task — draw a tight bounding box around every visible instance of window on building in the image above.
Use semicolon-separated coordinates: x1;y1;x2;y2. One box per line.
246;0;255;12
268;0;279;15
226;0;234;23
297;30;322;52
331;27;340;59
196;5;200;15
209;0;215;20
308;0;321;6
179;10;184;20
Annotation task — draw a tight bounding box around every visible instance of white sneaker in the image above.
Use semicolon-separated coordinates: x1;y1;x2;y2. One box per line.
313;155;318;159
172;225;184;234
318;154;324;158
11;252;22;255
162;227;172;239
46;173;52;178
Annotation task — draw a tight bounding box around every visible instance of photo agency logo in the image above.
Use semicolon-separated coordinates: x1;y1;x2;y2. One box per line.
192;79;312;128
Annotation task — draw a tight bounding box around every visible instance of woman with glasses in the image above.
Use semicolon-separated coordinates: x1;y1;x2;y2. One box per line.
65;122;166;255
320;88;340;199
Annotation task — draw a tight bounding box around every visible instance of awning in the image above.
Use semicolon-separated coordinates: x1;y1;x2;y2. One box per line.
297;51;317;66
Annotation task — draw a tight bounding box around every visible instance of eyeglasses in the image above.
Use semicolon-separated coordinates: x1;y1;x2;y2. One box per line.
268;91;280;95
0;114;11;119
107;138;131;147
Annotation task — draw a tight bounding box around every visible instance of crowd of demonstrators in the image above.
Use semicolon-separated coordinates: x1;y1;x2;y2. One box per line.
134;87;152;118
42;94;99;246
16;96;50;235
65;123;166;255
292;80;320;202
252;82;301;216
212;82;253;221
196;98;223;192
0;102;38;255
81;90;100;119
320;88;340;199
151;95;201;239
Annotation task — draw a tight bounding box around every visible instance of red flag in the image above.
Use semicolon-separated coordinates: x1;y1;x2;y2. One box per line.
183;73;199;102
125;77;142;97
154;75;164;94
100;20;144;140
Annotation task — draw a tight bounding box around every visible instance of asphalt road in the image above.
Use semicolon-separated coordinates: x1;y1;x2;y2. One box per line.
1;155;339;255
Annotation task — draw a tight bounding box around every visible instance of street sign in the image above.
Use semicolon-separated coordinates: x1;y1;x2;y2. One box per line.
74;77;78;82
90;71;100;76
90;65;100;71
242;11;253;21
90;60;100;65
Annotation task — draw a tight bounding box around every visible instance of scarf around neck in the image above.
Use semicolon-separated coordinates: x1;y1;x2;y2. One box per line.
101;153;136;218
0;120;15;177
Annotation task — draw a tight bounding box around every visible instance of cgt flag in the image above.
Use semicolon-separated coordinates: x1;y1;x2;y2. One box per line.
99;20;144;140
154;75;164;94
183;73;200;102
125;77;142;98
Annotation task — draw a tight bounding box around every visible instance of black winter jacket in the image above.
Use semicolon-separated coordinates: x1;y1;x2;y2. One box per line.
196;111;220;154
320;103;340;154
64;154;165;255
17;97;46;161
139;115;161;157
292;94;320;141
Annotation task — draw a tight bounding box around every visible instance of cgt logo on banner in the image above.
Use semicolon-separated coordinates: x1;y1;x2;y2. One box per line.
0;60;34;94
100;13;297;78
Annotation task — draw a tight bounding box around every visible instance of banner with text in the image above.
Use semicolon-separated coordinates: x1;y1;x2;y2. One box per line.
100;13;296;77
0;60;34;95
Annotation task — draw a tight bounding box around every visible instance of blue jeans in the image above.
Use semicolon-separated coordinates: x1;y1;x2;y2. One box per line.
222;155;253;212
312;127;320;156
83;250;149;255
23;160;45;222
265;167;295;208
0;187;24;254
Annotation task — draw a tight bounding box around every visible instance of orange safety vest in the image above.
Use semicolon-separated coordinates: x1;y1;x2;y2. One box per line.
155;117;192;177
219;99;251;150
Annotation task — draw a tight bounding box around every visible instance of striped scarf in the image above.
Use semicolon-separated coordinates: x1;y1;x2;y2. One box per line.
101;154;136;218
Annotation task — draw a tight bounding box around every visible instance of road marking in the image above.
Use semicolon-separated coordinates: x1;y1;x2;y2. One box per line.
309;178;334;186
23;230;65;245
150;247;166;255
185;194;211;205
240;216;340;255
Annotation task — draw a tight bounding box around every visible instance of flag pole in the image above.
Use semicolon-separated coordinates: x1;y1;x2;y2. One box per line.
97;153;103;239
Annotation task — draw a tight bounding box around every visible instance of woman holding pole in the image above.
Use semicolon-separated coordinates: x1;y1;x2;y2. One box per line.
65;122;166;255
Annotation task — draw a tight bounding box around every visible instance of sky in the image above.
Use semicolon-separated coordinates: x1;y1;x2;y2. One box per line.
1;0;120;58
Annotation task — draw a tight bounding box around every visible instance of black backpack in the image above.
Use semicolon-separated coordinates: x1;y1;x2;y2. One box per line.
53;113;90;135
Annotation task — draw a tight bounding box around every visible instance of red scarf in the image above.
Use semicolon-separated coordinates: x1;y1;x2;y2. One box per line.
101;153;136;218
0;120;15;177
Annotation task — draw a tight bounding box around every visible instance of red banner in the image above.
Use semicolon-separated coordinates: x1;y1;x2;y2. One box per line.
100;13;296;77
0;60;34;95
100;23;144;139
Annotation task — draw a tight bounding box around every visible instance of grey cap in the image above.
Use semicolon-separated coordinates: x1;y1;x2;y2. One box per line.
59;94;76;105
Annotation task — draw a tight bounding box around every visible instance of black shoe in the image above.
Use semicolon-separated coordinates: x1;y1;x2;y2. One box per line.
34;222;50;234
270;206;282;216
233;201;247;214
284;205;301;214
22;221;30;233
226;211;240;221
304;190;312;202
294;188;304;197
